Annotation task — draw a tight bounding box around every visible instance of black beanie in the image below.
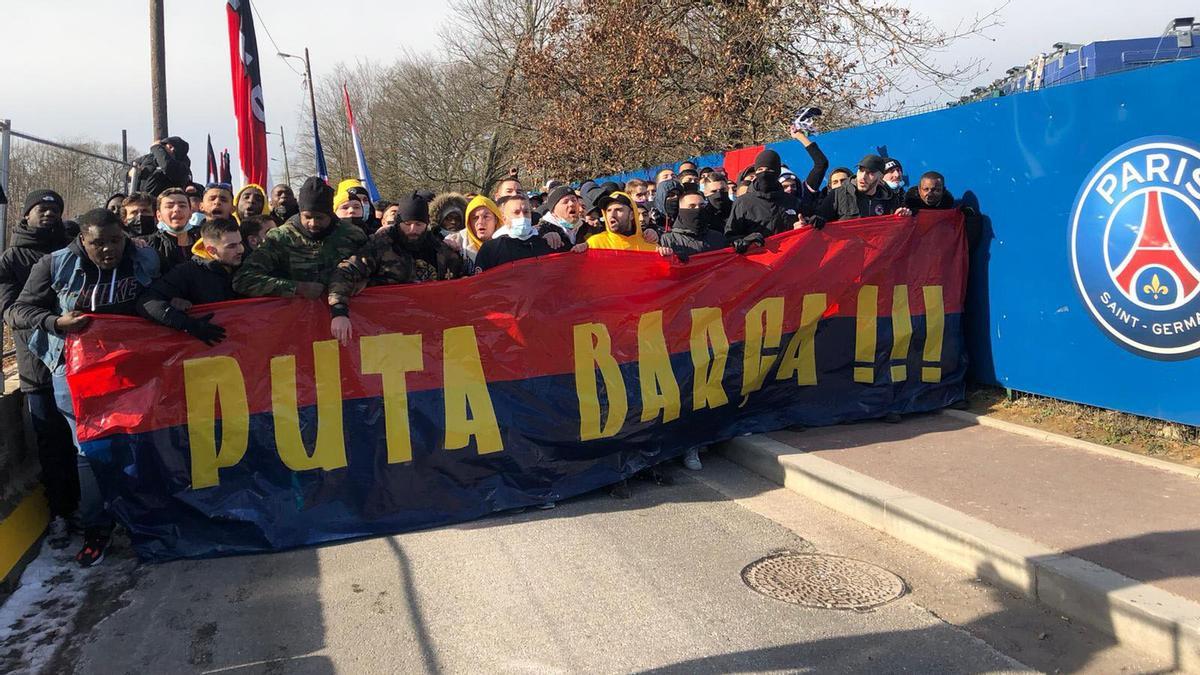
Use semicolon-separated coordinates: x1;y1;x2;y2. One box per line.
297;177;334;216
753;149;782;173
23;189;65;217
543;185;577;214
395;192;430;224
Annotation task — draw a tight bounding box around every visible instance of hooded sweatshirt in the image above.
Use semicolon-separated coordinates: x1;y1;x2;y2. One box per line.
448;195;504;273
136;238;240;329
586;192;658;252
0;220;69;391
234;184;271;223
651;179;683;230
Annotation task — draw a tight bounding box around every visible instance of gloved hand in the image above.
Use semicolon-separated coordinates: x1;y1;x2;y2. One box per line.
182;313;227;346
808;215;827;230
733;232;765;254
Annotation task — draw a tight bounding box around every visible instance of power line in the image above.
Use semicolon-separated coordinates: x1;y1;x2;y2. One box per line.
248;0;304;77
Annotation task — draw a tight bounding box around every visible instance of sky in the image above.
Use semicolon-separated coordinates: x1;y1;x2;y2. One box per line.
0;0;1195;186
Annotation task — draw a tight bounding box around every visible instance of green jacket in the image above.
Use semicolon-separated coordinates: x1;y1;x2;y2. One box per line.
328;229;465;310
233;218;367;297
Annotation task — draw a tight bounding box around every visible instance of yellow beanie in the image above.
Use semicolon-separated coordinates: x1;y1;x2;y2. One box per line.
333;178;364;211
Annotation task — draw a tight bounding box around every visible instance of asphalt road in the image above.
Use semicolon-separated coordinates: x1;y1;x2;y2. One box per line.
7;455;1171;674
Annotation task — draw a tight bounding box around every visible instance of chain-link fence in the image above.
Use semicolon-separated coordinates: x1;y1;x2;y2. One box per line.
0;119;135;370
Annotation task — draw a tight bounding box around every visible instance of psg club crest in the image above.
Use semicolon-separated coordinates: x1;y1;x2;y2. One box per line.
1070;137;1200;359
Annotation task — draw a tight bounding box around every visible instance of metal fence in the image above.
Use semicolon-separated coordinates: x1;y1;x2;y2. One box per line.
0;120;134;369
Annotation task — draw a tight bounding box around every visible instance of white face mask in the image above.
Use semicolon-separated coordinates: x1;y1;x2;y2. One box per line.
507;216;534;239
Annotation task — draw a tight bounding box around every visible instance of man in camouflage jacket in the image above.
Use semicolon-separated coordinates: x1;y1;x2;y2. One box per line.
327;192;464;345
232;176;367;299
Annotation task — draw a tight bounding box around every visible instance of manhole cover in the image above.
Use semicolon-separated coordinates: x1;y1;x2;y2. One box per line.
742;552;906;610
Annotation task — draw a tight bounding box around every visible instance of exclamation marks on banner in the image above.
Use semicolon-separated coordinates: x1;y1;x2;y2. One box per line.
890;285;912;382
854;284;945;385
854;285;878;383
922;286;945;383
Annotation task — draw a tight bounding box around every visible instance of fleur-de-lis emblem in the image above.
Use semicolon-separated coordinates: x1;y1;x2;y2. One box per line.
1143;274;1170;299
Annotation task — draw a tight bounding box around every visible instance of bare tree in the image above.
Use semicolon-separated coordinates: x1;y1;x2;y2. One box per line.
4;139;136;238
518;0;1001;178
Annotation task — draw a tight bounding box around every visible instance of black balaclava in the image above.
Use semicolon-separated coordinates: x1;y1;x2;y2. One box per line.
674;207;703;234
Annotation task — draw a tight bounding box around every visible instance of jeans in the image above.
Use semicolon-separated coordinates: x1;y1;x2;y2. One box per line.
25;389;80;519
51;375;112;534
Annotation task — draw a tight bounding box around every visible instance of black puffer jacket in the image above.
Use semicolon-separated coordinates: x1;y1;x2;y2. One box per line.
0;222;69;392
140;227;199;274
136;257;239;329
725;173;803;239
658;211;728;262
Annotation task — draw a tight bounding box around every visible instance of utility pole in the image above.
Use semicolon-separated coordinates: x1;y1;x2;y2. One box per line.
121;129;129;193
279;125;291;186
303;48;320;175
149;0;168;141
279;48;326;177
0;119;10;250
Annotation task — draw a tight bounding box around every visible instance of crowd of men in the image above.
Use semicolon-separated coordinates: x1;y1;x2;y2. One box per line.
0;123;980;567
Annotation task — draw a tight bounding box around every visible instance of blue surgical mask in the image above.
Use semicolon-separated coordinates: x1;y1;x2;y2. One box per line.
508;216;534;239
884;179;902;190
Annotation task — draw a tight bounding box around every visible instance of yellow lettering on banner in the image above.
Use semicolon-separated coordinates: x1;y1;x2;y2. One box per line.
689;307;729;411
890;285;913;382
740;297;784;402
637;311;681;423
922;286;945;383
360;332;423;464
776;293;826;386
271;340;348;472
443;326;503;454
854;285;879;384
184;357;249;489
573;322;628;441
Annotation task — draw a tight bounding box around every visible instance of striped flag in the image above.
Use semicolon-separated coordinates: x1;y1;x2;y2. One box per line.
342;83;380;201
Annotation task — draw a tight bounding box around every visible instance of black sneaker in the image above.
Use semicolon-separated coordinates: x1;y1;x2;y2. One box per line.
609;480;632;500
75;532;110;568
883;412;903;424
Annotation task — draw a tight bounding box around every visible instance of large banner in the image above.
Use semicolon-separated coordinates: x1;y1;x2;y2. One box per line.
66;211;967;561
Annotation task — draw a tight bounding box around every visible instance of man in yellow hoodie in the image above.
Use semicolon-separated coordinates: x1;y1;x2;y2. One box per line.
233;184;270;223
584;191;664;253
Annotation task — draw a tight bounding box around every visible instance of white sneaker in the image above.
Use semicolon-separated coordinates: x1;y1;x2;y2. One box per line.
683;448;702;471
46;517;71;550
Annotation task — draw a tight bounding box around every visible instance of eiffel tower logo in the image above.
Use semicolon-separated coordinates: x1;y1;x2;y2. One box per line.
1111;190;1200;306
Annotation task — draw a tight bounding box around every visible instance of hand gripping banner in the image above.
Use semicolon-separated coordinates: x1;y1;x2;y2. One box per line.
66;211;967;561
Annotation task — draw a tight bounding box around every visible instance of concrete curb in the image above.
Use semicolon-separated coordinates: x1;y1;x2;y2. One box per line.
720;434;1200;671
940;408;1200;479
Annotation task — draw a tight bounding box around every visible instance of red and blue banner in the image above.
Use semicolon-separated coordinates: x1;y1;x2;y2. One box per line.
65;211;967;561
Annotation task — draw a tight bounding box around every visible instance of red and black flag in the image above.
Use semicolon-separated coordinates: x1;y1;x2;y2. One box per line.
225;0;268;188
206;135;219;185
220;149;233;186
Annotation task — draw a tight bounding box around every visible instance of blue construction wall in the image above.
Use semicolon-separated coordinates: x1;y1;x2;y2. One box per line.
612;58;1200;424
